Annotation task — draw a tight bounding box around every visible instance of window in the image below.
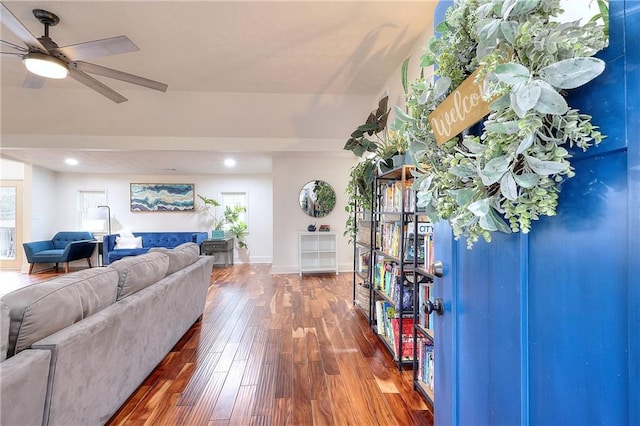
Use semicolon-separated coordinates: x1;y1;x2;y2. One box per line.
78;190;108;234
220;191;248;230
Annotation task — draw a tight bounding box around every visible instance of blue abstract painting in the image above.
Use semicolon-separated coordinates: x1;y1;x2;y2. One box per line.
130;183;195;212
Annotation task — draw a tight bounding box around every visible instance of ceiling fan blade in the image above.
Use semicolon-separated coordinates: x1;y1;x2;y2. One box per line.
1;39;27;52
68;68;127;103
23;72;46;89
56;35;138;61
0;3;47;52
71;61;168;92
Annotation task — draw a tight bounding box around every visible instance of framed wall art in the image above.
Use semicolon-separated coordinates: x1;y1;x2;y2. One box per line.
130;183;195;212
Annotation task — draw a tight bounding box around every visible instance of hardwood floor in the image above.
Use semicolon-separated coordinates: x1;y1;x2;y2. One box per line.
1;264;434;425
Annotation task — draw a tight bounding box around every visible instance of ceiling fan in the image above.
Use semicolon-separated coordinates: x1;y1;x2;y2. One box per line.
0;2;167;103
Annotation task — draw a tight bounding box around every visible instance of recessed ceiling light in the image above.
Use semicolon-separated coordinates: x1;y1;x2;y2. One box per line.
224;158;236;167
65;158;79;166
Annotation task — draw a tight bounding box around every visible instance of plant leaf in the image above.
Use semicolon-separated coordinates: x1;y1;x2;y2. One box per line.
448;188;475;206
435;20;449;33
516;133;535;154
401;57;410;95
515;81;541;112
539;57;606;89
511;0;539;16
483;208;512;233
489;94;511;111
433;76;452;99
493;63;531;86
463;138;488;154
477;18;501;42
525;155;568;175
449;164;478;178
533;80;568;115
480;155;510;185
500;20;518;44
468;198;491;217
393;105;416;124
484;120;520;134
513;173;539;188
500;172;518;200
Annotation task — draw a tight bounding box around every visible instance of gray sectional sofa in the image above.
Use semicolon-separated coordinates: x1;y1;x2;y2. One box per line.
0;242;215;426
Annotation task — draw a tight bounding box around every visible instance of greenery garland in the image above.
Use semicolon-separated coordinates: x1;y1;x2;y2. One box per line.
393;0;609;248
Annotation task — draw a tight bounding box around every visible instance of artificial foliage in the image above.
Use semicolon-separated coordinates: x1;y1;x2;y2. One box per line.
394;0;608;247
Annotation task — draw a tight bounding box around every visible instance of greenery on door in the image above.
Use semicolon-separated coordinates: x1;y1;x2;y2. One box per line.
392;0;609;247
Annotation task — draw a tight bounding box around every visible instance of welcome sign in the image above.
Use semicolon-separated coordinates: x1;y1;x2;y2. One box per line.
428;68;492;144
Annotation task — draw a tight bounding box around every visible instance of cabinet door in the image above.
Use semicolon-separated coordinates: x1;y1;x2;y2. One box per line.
433;1;638;425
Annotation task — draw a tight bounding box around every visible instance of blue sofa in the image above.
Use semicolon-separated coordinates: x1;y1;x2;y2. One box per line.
102;231;208;265
23;231;96;274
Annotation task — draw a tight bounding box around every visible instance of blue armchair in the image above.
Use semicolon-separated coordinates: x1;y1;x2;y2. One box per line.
23;231;97;274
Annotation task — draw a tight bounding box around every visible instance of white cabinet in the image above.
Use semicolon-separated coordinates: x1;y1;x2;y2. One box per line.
298;232;338;275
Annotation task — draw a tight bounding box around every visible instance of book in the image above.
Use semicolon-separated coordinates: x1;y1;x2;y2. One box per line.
391;316;415;360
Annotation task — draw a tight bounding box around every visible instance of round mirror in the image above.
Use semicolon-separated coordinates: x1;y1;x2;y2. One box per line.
299;180;336;218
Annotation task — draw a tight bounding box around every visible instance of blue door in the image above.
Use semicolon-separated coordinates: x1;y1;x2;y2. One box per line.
433;1;639;424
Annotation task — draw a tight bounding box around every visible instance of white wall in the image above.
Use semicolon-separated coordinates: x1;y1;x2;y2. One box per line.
272;153;357;274
31;166;57;241
53;172;273;264
0;158;24;179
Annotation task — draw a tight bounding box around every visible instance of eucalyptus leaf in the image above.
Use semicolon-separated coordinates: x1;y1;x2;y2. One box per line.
539;57;606;89
468;198;491;217
480;155;510;185
493;63;531;86
500;172;518;200
525;155;568;175
513;173;540;188
515;81;541;112
516;133;535;154
533;80;569;115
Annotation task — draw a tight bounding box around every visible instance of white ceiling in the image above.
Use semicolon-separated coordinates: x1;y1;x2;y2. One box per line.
1;1;435;175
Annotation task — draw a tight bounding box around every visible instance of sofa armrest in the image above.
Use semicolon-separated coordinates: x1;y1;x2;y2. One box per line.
22;240;55;262
192;232;208;245
0;349;51;426
60;240;97;262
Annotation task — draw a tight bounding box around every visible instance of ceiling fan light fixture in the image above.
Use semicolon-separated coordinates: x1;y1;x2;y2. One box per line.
22;52;68;79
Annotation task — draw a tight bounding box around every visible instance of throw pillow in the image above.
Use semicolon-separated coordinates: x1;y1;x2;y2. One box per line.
115;236;143;249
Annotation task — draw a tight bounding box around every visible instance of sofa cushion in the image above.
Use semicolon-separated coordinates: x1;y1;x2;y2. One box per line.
109;252;169;300
149;242;200;275
0;268;119;357
0;302;9;362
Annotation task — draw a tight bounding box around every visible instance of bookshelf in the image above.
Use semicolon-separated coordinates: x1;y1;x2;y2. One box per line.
371;165;417;370
353;207;373;320
411;213;440;409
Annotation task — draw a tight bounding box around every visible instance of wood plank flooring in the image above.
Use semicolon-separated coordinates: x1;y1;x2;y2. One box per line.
1;264;434;425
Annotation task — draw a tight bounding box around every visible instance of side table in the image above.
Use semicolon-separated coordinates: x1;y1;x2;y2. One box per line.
200;238;234;267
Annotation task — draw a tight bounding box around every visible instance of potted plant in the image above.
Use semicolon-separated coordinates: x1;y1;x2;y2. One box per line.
197;194;249;249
